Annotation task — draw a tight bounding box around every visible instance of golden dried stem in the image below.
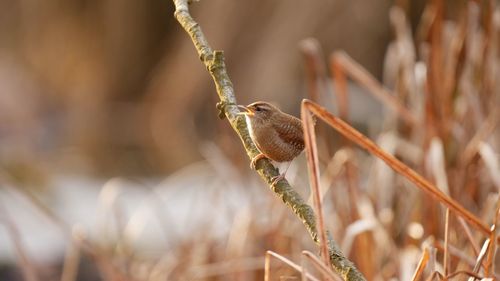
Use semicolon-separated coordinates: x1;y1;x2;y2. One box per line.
302;102;331;270
411;248;430;281
301;100;489;235
443;208;450;276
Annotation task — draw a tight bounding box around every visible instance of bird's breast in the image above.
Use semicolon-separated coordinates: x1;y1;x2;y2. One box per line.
246;117;303;162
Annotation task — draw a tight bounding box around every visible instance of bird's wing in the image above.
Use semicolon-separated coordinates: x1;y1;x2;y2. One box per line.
272;117;304;149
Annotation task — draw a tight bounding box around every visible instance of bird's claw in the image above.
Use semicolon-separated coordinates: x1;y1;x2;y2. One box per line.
250;153;267;170
270;174;285;187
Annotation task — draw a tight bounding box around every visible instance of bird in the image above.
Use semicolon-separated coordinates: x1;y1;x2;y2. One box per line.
237;101;304;185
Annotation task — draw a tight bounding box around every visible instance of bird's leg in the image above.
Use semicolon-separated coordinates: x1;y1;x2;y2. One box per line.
271;161;292;186
250;153;267;170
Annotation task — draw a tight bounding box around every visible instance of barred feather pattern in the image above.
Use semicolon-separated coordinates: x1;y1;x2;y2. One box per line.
246;109;304;162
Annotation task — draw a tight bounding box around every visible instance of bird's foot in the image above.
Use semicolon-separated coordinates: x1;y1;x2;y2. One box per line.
270;174;285;187
250;153;267;170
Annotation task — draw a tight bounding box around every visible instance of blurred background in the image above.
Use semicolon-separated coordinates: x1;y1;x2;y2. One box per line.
1;0;499;280
0;0;427;178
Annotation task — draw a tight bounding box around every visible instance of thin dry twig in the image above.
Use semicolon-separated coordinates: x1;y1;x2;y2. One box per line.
265;251;320;281
462;109;499;164
329;53;349;120
443;208;450;276
470;237;491;279
483;201;500;276
302;251;343;281
411;247;430;281
457;217;481;257
425;270;444;281
330;51;418;126
434;240;476;268
299;38;327;102
302;99;331;270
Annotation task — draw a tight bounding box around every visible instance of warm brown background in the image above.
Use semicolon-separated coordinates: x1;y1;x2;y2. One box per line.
0;0;438;181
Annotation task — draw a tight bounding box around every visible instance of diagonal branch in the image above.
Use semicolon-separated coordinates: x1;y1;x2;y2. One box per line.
171;1;366;280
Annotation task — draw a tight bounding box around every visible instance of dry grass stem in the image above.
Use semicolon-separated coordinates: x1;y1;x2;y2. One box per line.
329;53;349;120
265;251;320;281
462;109;499;165
302;100;331;270
301;100;490;235
434;240;476;268
330;51;418;126
425;270;444;281
302;251;343;281
0;205;40;281
60;232;82;281
2;175;135;281
410;247;430;281
447;270;483;280
188;257;264;279
457;217;481;257
299;38;327;102
478;142;500;191
483;201;500;276
341;219;377;257
443;208;450;276
471;238;491;278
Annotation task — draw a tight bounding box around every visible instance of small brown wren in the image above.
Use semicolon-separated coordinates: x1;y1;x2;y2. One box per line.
238;101;304;184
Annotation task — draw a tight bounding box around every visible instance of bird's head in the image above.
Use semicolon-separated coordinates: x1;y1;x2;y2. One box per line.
237;101;279;121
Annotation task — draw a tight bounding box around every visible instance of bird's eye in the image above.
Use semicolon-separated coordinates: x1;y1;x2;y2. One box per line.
254;106;261;112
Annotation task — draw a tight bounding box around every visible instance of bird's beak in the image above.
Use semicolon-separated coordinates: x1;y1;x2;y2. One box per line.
237;105;254;116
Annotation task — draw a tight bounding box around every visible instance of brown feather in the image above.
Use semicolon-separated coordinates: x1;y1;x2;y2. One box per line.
273;114;304;153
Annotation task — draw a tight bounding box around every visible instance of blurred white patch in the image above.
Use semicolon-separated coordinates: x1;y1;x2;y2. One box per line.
427;137;450;195
478;142;500;190
407;222;424;240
